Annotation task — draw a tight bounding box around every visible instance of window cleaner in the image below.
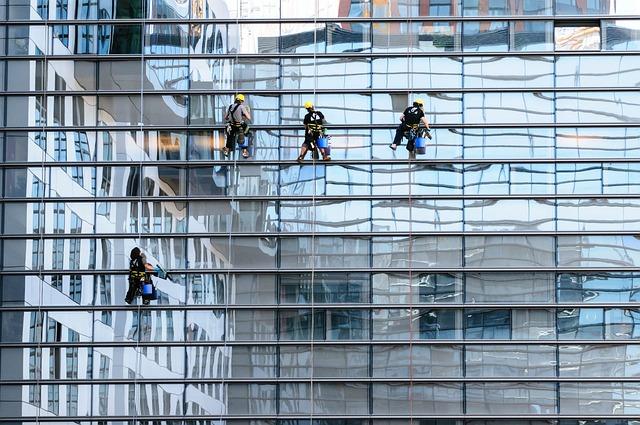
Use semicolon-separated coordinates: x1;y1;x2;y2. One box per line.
297;101;331;163
223;94;252;159
389;98;432;155
125;247;169;305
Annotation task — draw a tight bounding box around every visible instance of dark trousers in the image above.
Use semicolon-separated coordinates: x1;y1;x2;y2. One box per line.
226;123;249;149
393;123;413;146
125;279;140;303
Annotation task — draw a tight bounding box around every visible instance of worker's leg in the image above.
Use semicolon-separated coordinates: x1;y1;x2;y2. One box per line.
125;279;138;304
390;124;407;150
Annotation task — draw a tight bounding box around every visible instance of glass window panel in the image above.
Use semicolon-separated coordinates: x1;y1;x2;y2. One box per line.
463;21;508;51
559;344;640;377
556;163;602;195
142;130;186;161
98;60;139;91
512;309;556;340
371;164;463;196
513;21;553;51
466;383;556;414
313;383;368;415
313;345;368;378
92;310;137;342
98;25;142;54
189;165;279;197
464;199;555;231
188;130;226;160
415;22;461;52
279;382;311;414
463;127;555;159
558;235;640;268
6;25;48;55
189;200;277;233
95;166;141;197
555;0;640;15
281;94;370;126
557;92;640;123
280;237;370;269
465;309;511;339
604;162;640;194
186;344;227;378
556;55;640;88
463;0;552;15
373;272;463;304
228;310;277;341
464;56;553;88
466;272;555;303
228;383;277;415
465;236;555;267
373;344;462;378
464;92;554;124
372;57;462;90
98;95;142;126
558;273;640;303
227;345;276;378
466;345;556;377
372;92;462;126
372;236;462;268
142;166;186;196
557;128;640;159
143;59;188;91
50;61;87;92
280;345;311;378
142;94;187;126
557;199;640;231
326;22;370;53
227;23;280;54
144;24;188;55
559;382;640;415
280;200;371;232
372;199;463;232
373;383;463;415
557;308;605;340
372;308;412;340
188;237;277;269
605;20;640;51
282;57;370;90
418;308;463;339
5;95;45;127
280;272;370;304
511;163;555;194
605;308;640;340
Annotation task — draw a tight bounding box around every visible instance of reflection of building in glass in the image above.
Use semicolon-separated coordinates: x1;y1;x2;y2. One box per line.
3;0;640;422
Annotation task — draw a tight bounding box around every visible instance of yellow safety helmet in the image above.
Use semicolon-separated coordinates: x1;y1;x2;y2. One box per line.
235;94;245;102
303;101;314;109
414;98;424;107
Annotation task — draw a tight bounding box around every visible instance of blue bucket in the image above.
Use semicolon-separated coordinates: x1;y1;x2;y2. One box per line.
238;137;249;149
142;282;154;295
317;137;329;148
415;137;427;154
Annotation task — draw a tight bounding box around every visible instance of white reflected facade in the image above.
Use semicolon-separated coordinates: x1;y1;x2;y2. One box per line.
2;0;640;424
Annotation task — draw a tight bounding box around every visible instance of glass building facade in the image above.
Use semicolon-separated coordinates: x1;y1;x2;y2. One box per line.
1;0;640;423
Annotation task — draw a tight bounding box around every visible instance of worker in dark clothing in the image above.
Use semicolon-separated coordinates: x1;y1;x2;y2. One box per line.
390;98;431;152
297;101;330;163
125;247;167;305
223;94;252;159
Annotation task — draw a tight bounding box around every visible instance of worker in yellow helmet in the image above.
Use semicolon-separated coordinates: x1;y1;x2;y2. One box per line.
223;94;252;159
390;98;431;154
297;101;330;163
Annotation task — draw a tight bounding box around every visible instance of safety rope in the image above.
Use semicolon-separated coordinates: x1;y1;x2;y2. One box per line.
407;8;415;424
132;11;146;420
34;16;49;425
309;1;319;420
219;3;242;421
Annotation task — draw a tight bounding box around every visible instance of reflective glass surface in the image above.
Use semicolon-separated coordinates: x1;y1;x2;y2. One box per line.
2;2;639;423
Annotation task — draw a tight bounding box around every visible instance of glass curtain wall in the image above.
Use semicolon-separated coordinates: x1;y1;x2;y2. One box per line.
2;0;640;423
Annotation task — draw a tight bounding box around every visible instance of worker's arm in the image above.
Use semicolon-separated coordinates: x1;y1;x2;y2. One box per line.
223;108;229;121
144;262;158;275
243;106;252;121
421;115;430;130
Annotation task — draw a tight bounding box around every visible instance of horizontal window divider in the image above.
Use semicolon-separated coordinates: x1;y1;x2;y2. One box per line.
1;415;639;422
5;50;640;61
1;194;636;202
7;87;640;96
1;267;637;275
6;15;640;25
3;340;640;348
3;230;640;240
2;377;640;385
1;303;639;312
4;158;640;167
4;123;640;131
